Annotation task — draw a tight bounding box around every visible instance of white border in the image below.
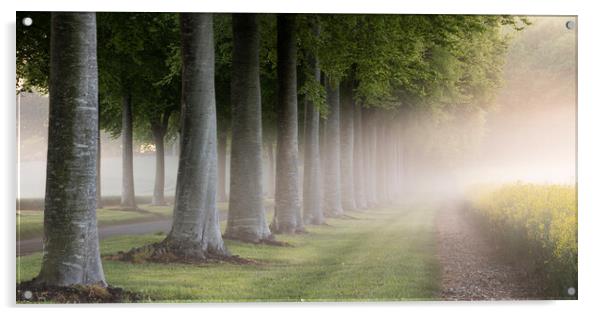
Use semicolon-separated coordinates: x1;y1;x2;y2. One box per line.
2;0;602;315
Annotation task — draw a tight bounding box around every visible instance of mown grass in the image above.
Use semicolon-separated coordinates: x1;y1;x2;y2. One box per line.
16;203;234;240
17;205;440;302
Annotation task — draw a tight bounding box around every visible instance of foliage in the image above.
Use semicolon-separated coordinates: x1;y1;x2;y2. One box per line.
16;12;51;93
297;15;328;116
471;183;577;297
97;13;180;142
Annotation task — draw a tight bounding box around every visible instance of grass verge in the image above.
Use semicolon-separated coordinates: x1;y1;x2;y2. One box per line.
16;201;251;241
17;205;439;302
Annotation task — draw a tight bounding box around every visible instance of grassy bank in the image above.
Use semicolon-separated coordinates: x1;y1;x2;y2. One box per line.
17;205;439;302
470;183;577;298
16;204;173;240
16;201;270;241
17;203;235;240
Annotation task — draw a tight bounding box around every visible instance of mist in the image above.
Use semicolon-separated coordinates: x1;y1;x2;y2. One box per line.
17;16;576;202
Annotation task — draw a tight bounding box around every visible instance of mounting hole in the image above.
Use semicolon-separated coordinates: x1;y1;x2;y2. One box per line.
566;20;575;30
567;287;576;296
22;17;33;27
23;290;32;300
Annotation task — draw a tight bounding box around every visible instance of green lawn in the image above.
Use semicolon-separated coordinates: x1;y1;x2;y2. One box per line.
16;202;230;240
16;205;439;302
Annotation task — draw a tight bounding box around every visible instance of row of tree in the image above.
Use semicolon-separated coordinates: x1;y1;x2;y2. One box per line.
17;12;525;287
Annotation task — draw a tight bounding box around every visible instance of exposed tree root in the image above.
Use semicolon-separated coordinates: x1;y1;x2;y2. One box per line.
324;213;359;220
294;227;309;234
222;234;293;247
104;241;257;265
304;219;330;226
256;238;293;247
270;224;309;235
16;281;145;303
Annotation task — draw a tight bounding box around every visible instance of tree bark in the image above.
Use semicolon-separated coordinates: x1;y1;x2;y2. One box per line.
353;101;367;209
271;14;302;234
340;79;356;211
162;13;228;258
34;12;106;287
96;113;102;209
323;77;344;217
375;115;389;204
265;141;276;198
225;14;272;242
302;22;324;225
121;91;137;209
217;120;228;202
364;108;378;207
151;115;168;206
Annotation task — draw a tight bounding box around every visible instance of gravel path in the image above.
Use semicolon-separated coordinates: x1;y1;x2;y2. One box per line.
436;204;545;300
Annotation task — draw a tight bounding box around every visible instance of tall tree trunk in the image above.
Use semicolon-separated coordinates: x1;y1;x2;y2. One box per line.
392;122;403;199
96;113;102;209
319;113;328;215
34;12;106;287
384;122;394;203
225;14;272;242
302;22;324;225
265;142;276;198
364;109;378;207
162;13;228;258
339;79;356;211
217;120;228;202
353;101;367;209
323;77;344;217
271;14;302;234
121;92;136;209
151;122;167;206
375;117;386;204
376;115;390;204
397;123;406;198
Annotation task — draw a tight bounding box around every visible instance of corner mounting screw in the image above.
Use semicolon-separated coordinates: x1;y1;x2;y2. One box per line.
566;20;575;30
22;17;33;26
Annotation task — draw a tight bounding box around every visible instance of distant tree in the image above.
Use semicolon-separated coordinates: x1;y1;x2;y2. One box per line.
224;14;273;243
214;14;233;202
322;77;344;217
299;15;326;225
130;13;180;206
98;13;181;208
97;13;145;209
339;78;356;211
271;14;304;234
316;15;357;217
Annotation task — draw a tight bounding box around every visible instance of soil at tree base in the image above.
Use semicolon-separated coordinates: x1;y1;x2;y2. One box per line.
16;281;145;303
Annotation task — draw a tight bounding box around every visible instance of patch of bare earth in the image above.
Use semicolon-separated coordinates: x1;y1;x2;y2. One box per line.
436;204;545;300
16;281;145;303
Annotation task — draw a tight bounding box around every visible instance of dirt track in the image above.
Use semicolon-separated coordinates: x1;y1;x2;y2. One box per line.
436;204;545;300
